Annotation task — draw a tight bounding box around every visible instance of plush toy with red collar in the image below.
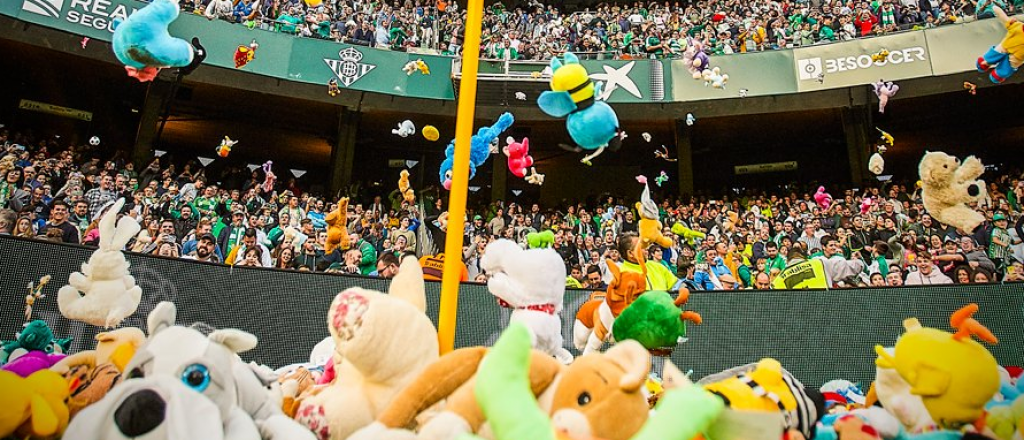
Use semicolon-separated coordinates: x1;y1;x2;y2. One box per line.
482;239;573;364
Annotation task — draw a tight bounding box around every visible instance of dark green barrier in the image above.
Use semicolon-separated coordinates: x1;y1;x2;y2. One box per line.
0;235;1021;386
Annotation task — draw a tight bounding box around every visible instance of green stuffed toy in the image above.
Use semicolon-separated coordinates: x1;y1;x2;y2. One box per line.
1;320;70;365
612;291;702;352
671;222;706;246
527;230;555;249
463;323;723;440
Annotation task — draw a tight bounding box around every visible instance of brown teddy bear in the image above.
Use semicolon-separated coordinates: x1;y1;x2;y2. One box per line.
49;327;146;417
324;197;351;255
918;151;986;233
349;339;652;440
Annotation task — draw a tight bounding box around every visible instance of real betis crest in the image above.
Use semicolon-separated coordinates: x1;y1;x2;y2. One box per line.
324;47;376;87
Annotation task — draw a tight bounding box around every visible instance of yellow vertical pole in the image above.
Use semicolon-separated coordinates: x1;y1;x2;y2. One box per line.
437;0;484;354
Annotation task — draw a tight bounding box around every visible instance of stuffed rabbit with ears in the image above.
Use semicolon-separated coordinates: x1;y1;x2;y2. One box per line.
58;198;143;328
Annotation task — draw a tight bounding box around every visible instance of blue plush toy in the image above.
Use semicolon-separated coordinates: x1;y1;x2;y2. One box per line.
538;52;621;165
112;0;205;81
438;112;514;190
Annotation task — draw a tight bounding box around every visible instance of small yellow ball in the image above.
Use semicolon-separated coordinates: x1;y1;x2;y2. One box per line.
422;125;439;142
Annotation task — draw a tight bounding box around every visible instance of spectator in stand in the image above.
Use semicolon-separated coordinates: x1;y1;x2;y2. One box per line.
905;251;953;284
44;200;79;244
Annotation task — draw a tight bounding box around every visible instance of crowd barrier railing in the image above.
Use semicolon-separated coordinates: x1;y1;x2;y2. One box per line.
1;235;1021;386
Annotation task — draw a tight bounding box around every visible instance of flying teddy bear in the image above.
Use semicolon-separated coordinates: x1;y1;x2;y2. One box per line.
918;151;986;232
324;197;350;255
481;239;573;364
349;331;653;440
293;256;439;440
57;198;143;328
111;0;205;81
50;327;146;418
0;369;70;439
398;170;416;204
65;302;315;440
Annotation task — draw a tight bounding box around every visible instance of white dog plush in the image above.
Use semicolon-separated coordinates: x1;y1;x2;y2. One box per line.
293;256;439;440
481;239;573;364
64;302;315;440
58;198;143;328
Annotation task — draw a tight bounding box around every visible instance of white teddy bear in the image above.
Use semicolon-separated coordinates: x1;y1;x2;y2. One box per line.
918;151;986;233
481;239;573;364
58;198;143;328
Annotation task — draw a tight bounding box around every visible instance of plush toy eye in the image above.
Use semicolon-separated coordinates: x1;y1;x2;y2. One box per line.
181;364;211;392
445;170;452;180
577;392;592;406
128;367;145;379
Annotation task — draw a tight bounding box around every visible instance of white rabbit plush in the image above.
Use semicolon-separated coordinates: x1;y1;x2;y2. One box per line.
58;198;144;328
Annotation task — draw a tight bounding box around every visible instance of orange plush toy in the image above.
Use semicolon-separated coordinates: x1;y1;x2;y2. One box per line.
398;170;416;204
574;239;648;354
635;176;673;249
324;198;350;255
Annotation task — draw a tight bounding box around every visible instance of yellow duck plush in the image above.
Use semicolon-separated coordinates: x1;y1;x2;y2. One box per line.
874;303;1000;430
0;369;70;438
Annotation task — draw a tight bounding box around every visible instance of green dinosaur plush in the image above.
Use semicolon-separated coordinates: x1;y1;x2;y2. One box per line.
671;222;706;245
1;320;71;365
527;230;555;249
612;291;701;351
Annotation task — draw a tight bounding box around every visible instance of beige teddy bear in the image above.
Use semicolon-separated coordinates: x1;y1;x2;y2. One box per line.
918;151;986;233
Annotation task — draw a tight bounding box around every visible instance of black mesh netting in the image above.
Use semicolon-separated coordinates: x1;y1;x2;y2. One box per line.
2;235;1022;386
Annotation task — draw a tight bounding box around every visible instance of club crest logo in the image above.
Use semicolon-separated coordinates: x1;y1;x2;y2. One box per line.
324;47;376;87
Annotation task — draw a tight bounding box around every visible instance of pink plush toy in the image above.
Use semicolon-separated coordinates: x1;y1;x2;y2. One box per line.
814;186;833;210
2;351;67;378
504;137;534;178
262;161;276;193
872;80;899;114
861;197;874;215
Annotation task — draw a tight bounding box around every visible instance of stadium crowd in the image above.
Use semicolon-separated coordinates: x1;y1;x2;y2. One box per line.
1;127;1022;290
187;0;1007;59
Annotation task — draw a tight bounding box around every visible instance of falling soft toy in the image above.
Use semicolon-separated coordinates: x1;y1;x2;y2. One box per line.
234;40;259;69
397;170;415;204
392;120;416;137
262;161;276;193
217;136;238;158
670;222;706;245
324;197;350;255
538;53;621;165
526;230;555;249
977;6;1024;83
58;199;143;328
869;153;885;175
918;151;986;232
525;167;545;185
635;176;673;249
872;80;899;113
504;137;535;178
422;125;440;141
683;38;711;79
611;289;702;352
438;112;514;190
481;239;573;364
65;302;316;440
111;0;205;82
402;59;430;75
702;66;729;89
814;186;834;211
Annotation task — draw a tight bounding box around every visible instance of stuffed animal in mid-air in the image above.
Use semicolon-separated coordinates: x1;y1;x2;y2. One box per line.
538;53;620;165
2;320;71;377
0;369;70;439
439;112;514;190
526;230;555;249
874;304;1000;431
234;39;259;69
111;0;205;81
671;222;706;245
635;175;673;249
978;6;1024;83
919;151;986;232
504;137;535;179
65;302;316;440
702;66;729;89
293;257;439;440
683;38;711;79
814;186;833;211
482;239;573;364
869;152;885;175
612;289;702;352
392;120;416;137
216;136;238;158
324;197;350;255
872;80;899;113
262;160;276;193
398;170;415;204
57;199;143;328
402;59;430;75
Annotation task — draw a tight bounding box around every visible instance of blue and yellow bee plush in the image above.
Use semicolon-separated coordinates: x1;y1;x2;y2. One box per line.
538;53;621;165
112;0;205;82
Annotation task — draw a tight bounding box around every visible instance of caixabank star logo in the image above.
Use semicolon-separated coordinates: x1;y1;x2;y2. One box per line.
324;47;376;87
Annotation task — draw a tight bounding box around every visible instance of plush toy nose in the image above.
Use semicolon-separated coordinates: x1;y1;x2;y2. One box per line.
968;184;980;197
115;389;166;437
